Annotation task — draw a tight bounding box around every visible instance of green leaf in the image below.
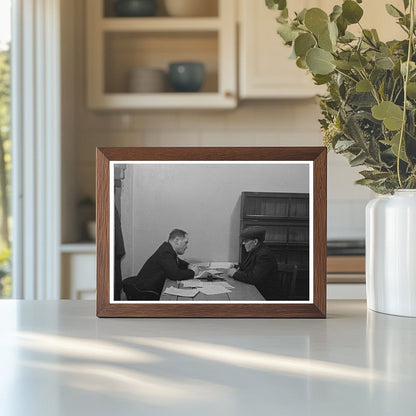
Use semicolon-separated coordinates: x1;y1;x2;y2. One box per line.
294;33;316;58
306;48;336;75
328;21;338;44
350;54;368;70
330;5;342;22
338;31;356;43
344;114;367;147
407;109;416;138
333;60;352;70
356;79;372;92
304;8;329;35
350;151;368;167
403;0;409;10
372;101;404;131
277;23;299;43
371;29;380;43
336;15;348;36
385;4;404;18
360;170;391;180
407;82;416;99
375;55;395;70
401;61;416;76
313;74;332;85
398;14;411;29
318;27;334;52
266;0;287;11
278;0;287;10
384;132;409;162
363;29;376;46
355;178;377;186
369;136;382;163
329;82;341;101
296;57;308;69
296;8;307;23
378;78;386;100
276;14;288;24
393;60;402;79
342;0;364;24
348;92;377;107
334;139;355;151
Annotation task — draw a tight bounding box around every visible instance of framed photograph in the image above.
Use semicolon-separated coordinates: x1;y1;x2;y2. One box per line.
96;147;327;318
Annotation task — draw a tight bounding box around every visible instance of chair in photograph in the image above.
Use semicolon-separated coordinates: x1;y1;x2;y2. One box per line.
277;263;298;299
122;276;160;301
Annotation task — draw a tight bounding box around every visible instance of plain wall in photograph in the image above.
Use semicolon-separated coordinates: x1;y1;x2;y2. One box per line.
119;162;309;278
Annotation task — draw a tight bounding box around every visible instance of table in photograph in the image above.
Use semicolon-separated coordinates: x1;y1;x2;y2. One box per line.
160;262;265;301
160;275;265;301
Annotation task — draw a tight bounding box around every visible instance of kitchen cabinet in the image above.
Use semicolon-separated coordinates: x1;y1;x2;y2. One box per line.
86;0;237;109
238;0;404;99
238;0;326;99
61;245;96;300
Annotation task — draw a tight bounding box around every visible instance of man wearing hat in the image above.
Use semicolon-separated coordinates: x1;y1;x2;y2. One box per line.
226;226;280;300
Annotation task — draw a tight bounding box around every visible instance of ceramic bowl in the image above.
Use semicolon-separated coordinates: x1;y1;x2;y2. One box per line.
168;61;205;92
114;0;158;17
128;68;167;93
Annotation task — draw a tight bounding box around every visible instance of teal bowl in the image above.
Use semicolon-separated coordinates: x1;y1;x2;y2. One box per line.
114;0;157;17
168;62;205;92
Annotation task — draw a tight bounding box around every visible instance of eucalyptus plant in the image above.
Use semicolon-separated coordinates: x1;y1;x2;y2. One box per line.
266;0;416;193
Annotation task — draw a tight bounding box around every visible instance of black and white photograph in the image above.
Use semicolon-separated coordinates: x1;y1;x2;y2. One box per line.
111;161;312;304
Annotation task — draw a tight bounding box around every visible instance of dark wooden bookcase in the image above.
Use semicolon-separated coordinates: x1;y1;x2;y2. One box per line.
240;192;310;299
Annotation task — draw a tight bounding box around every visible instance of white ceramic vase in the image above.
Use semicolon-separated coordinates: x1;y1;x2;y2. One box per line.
366;190;416;317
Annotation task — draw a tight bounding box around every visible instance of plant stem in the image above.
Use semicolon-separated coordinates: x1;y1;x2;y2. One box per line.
397;0;415;188
334;68;358;84
358;69;381;104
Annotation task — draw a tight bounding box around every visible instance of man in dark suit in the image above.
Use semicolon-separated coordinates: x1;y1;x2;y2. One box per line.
226;226;280;300
122;229;198;300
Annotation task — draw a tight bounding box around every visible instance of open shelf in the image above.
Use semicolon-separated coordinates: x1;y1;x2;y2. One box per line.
86;0;236;109
104;31;218;94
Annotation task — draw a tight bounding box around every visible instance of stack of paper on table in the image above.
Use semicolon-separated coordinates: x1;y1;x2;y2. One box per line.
199;285;232;295
163;286;199;298
182;280;234;289
182;280;204;288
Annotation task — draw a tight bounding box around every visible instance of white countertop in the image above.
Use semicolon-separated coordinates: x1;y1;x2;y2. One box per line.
0;300;415;415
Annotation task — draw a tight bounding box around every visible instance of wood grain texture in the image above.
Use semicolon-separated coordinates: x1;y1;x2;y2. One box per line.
96;148;110;317
313;148;327;318
96;147;327;318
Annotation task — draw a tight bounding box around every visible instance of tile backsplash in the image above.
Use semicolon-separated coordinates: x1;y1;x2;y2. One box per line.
71;100;374;242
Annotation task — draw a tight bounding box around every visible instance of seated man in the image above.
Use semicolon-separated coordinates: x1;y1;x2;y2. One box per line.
123;229;198;300
226;226;280;300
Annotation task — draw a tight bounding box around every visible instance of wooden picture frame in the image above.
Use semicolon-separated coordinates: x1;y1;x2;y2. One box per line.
96;147;327;317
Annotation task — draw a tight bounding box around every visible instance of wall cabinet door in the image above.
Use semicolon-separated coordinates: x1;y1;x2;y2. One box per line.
238;0;403;99
238;0;326;99
61;253;96;300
